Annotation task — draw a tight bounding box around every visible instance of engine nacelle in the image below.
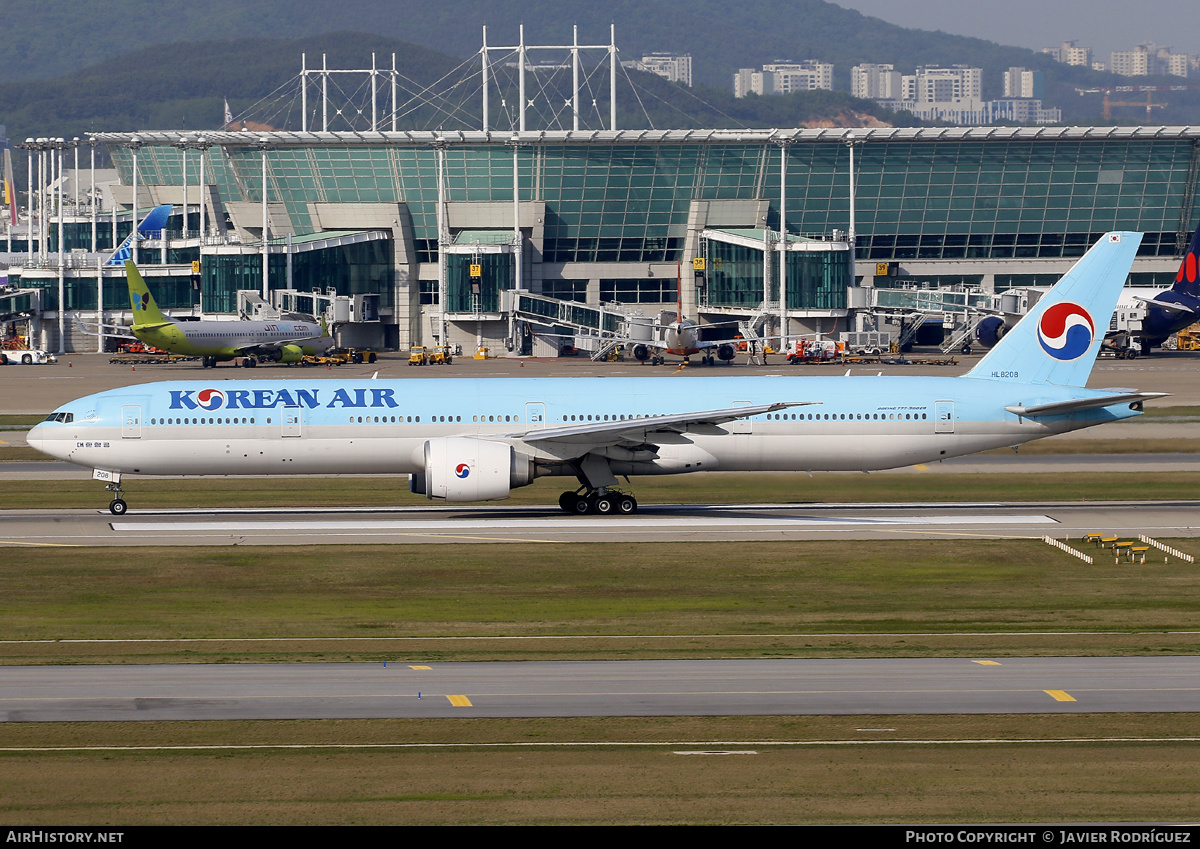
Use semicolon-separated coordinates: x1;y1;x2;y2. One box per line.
271;345;305;364
716;343;736;361
631;344;651;361
411;437;533;502
974;316;1008;349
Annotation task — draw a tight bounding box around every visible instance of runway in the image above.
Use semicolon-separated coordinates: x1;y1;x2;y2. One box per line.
1;657;1195;721
3;500;1198;545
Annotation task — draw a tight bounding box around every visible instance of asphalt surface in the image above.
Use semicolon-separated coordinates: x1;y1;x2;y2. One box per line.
1;657;1195;721
3;500;1198;545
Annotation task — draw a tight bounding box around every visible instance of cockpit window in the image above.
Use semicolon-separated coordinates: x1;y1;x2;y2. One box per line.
44;412;73;423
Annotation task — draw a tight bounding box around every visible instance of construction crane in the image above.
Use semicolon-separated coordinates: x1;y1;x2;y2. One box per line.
1077;85;1200;121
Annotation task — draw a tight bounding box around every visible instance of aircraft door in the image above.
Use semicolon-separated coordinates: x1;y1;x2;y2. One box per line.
121;405;142;439
731;401;753;434
282;405;302;437
934;401;955;433
525;402;546;430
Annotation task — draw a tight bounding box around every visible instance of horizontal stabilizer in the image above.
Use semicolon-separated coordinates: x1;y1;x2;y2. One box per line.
1005;392;1170;417
1133;295;1197;315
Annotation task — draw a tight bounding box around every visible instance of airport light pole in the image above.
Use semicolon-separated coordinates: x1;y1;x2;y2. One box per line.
258;137;271;301
175;136;189;240
196;136;210;241
128;136;142;266
53;138;65;354
89;140;97;253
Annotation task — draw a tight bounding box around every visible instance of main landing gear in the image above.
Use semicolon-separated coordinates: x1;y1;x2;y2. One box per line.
558;488;638;515
104;481;128;515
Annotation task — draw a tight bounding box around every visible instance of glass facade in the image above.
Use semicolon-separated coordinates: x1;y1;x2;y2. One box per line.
703;240;850;310
599;278;676;304
20;274;195;311
93;130;1200;331
109;135;1199;268
445;252;513;313
201;241;393;314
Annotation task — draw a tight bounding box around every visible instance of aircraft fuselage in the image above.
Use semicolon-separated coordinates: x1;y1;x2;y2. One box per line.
28;374;1139;480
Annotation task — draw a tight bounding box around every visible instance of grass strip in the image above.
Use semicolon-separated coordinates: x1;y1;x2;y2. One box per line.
3;471;1200;510
2;540;1197;663
0;715;1196;824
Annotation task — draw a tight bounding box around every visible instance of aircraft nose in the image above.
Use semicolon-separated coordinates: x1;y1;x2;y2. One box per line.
26;422;46;455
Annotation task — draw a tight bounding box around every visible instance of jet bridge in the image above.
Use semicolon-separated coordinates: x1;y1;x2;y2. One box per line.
868;285;1002;352
500;290;628;356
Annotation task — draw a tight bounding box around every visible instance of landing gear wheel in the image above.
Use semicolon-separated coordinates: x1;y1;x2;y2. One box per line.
559;491;577;513
109;499;127;516
570;496;592;515
594;495;615;515
615;494;637;515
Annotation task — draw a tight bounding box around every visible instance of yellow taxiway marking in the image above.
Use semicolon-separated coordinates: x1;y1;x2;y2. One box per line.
912;464;930;471
0;540;80;548
1044;690;1076;702
409;665;432;670
446;694;473;707
973;661;1002;666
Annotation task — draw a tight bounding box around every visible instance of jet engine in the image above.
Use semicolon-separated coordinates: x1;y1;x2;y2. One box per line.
270;345;305;364
631;344;651;361
716;343;736;361
974;316;1008;349
409;437;534;502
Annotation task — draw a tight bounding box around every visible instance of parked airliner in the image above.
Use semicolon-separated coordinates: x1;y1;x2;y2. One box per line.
28;232;1166;516
124;261;329;367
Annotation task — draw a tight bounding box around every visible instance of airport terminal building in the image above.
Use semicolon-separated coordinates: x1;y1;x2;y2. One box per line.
5;125;1200;354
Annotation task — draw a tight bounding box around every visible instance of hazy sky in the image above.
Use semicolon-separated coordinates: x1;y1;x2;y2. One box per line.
830;0;1199;59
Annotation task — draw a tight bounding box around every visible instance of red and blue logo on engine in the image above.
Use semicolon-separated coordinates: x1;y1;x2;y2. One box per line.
1037;302;1094;361
196;388;225;411
455;463;470;478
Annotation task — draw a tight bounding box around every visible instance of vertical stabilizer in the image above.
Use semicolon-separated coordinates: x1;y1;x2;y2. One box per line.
105;204;174;266
125;261;172;328
966;231;1141;386
1171;219;1200;298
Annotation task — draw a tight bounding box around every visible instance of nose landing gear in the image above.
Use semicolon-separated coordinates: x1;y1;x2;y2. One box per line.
104;480;128;515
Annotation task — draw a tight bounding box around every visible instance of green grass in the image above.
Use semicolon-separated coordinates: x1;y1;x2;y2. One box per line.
0;414;45;426
3;540;1198;664
3;471;1200;511
0;715;1197;824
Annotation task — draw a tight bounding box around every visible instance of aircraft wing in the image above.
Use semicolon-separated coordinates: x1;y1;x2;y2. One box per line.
514;401;817;448
72;314;138;341
1005;391;1170;418
229;337;316;355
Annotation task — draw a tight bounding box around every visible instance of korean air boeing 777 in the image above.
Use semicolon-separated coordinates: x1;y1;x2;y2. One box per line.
29;232;1167;516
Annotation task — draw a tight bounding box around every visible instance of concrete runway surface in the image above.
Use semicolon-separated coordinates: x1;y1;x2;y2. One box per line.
1;657;1195;721
2;500;1198;545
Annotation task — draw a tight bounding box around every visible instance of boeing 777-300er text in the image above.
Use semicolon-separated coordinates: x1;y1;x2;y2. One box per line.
29;232;1167;516
123;261;329;367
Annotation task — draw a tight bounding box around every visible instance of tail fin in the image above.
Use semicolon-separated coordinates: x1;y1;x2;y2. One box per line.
1171;219;1200;298
125;261;172;329
966;231;1142;387
105;204;174;266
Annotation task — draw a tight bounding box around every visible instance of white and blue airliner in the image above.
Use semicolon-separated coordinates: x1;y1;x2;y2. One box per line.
28;232;1166;516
